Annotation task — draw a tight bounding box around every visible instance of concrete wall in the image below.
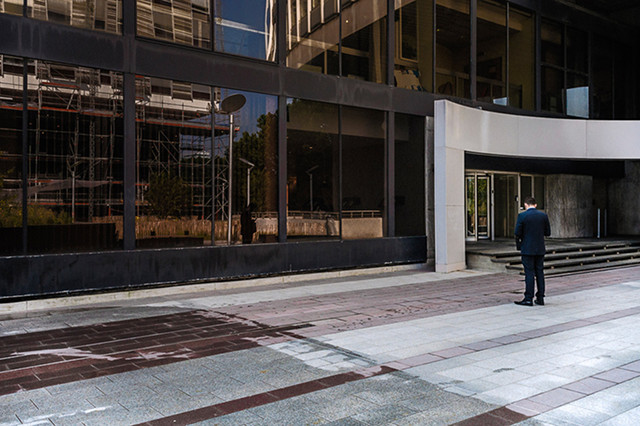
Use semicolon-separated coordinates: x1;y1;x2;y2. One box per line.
545;175;594;238
426;117;435;266
608;161;640;235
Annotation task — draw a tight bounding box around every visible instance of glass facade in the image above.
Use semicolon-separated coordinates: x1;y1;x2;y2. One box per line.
477;0;506;105
27;0;122;33
24;60;124;254
137;0;211;48
215;0;277;60
436;0;470;98
286;0;387;82
395;113;425;236
508;4;534;110
0;56;23;255
394;0;433;92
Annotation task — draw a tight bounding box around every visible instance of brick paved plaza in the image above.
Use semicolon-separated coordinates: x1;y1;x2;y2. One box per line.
1;265;640;425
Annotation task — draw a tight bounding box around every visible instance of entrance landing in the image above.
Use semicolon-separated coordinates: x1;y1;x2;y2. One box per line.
466;237;640;275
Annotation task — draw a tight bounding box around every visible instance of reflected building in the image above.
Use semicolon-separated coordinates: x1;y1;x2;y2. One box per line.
0;0;639;296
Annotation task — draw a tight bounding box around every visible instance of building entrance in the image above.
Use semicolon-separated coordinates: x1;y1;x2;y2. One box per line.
466;172;545;241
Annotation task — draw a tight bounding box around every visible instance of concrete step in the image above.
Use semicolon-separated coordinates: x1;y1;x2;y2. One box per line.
492;245;640;265
506;251;640;271
527;258;640;276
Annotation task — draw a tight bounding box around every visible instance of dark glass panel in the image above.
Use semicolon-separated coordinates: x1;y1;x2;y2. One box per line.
341;105;385;239
534;176;544;209
614;43;635;119
27;0;123;34
508;4;535;110
566;27;588;73
436;0;470;98
287;0;340;74
25;60;123;253
591;36;613;119
0;55;24;255
137;0;211;49
541;19;563;67
216;89;279;244
341;0;388;83
541;66;563;113
135;77;212;248
215;0;276;60
394;0;434;92
395;113;425;237
477;0;506;105
286;99;339;240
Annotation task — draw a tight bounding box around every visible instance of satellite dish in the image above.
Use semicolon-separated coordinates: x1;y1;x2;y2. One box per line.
219;93;246;114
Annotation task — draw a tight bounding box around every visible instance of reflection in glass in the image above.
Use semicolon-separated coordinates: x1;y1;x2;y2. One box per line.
135;77;212;248
508;5;535;110
341;0;388;83
541;66;563;113
592;36;613;119
342;105;385;239
477;176;488;238
541;19;563;67
286;99;339;240
0;56;24;255
436;0;470;98
27;0;123;34
534;176;544;209
566;73;588;118
287;0;339;73
520;175;532;209
566;27;587;73
394;0;433;92
215;0;276;60
137;0;211;48
1;0;23;15
477;0;506;104
24;60;123;253
395;113;425;236
215;89;278;244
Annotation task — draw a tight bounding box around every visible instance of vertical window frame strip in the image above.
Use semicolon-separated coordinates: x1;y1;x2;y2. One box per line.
470;0;477;101
505;2;510;107
386;110;395;237
277;95;287;242
338;103;343;240
535;10;541;112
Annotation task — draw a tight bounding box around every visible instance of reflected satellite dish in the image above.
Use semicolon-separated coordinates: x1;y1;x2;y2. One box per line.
219;94;246;114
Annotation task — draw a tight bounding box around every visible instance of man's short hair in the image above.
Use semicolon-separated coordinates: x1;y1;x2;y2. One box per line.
524;196;536;205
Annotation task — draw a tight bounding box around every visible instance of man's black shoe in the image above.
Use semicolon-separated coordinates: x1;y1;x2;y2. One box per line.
514;299;533;306
535;299;545;306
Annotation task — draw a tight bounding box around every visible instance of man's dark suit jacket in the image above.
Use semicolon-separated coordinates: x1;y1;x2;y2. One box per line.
514;208;551;255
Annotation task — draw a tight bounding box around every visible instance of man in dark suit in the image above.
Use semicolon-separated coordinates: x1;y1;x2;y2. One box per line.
514;196;551;306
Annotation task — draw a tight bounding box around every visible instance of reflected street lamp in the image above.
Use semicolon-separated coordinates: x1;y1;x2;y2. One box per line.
239;158;255;207
306;165;319;212
216;93;246;245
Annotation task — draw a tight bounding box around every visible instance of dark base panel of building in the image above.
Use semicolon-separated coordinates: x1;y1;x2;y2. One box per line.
0;236;427;301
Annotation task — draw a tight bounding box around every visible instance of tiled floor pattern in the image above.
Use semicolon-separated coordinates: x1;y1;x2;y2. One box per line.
0;265;639;425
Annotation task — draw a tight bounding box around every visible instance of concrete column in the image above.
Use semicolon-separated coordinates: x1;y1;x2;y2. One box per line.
434;101;466;272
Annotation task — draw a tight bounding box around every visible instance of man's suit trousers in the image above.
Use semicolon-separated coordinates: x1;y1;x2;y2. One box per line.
522;254;545;301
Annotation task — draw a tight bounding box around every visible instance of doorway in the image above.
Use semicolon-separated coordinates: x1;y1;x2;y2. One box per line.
466;171;545;240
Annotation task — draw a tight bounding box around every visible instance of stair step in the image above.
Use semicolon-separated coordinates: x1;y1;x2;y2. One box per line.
531;258;640;276
493;246;640;264
505;251;640;270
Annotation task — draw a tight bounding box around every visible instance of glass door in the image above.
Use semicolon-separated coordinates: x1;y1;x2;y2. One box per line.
466;173;491;241
494;174;519;238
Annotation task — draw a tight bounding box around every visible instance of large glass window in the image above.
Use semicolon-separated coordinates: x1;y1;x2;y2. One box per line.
394;0;433;92
135;78;278;247
25;60;123;253
286;99;339;240
591;36;613;119
477;0;506;105
614;43;635;119
508;4;535;110
436;0;470;98
137;0;211;48
540;19;563;114
215;89;279;244
395;113;425;236
287;0;340;74
341;0;388;83
26;0;123;33
0;55;24;255
341;105;385;239
215;0;276;60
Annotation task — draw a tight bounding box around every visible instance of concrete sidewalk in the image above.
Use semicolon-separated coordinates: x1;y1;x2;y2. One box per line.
1;265;639;425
